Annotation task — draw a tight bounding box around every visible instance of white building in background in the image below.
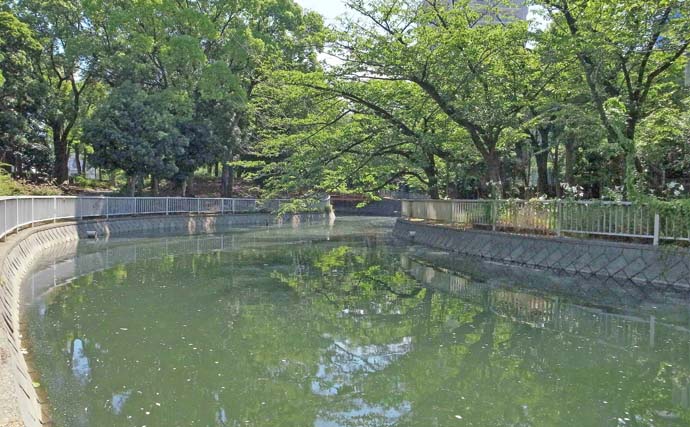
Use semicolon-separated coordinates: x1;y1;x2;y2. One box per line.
68;154;97;179
471;0;528;21
443;0;529;22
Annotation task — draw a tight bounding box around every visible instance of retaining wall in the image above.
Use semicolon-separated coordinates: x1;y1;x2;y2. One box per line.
331;199;401;217
394;219;690;289
0;213;327;427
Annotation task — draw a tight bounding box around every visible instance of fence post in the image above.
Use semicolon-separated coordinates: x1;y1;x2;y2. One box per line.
166;198;169;216
221;198;225;215
556;201;562;237
232;198;236;214
2;200;6;241
491;200;497;232
16;198;19;233
653;212;660;246
105;197;109;219
53;197;57;223
30;197;34;228
197;198;201;214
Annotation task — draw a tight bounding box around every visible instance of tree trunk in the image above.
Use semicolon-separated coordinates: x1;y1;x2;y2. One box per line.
552;142;560;196
221;163;234;198
485;151;502;198
621;115;644;199
187;176;195;196
424;169;440;199
531;128;550;196
181;179;188;197
535;150;549;195
14;153;23;176
564;140;576;186
514;142;530;198
151;176;160;196
75;148;82;176
52;130;69;184
127;175;137;196
81;148;87;176
423;153;440;199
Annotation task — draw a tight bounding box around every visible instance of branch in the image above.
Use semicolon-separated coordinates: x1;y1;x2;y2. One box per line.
299;83;420;139
640;40;690;104
636;7;672;89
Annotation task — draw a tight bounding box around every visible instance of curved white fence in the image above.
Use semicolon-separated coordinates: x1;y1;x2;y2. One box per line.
0;196;325;241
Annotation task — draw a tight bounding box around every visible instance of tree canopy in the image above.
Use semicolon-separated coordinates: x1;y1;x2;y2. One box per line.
0;0;688;201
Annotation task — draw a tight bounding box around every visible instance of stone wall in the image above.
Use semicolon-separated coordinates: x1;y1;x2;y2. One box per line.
394;219;690;289
0;213;327;427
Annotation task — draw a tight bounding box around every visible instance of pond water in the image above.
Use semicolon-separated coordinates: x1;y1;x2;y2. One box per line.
24;217;690;427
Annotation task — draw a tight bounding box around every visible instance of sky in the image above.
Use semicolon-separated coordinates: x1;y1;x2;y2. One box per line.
295;0;349;23
295;1;547;27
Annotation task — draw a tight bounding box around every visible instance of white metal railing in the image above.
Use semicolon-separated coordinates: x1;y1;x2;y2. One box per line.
0;196;329;241
401;199;690;245
378;190;430;200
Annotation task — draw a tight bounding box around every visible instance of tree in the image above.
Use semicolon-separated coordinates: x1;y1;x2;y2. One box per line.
541;0;690;196
82;0;324;196
0;10;52;178
329;0;562;197
84;82;189;195
15;0;102;184
258;69;474;199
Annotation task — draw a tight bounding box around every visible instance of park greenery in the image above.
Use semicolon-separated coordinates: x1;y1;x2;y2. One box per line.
0;0;688;201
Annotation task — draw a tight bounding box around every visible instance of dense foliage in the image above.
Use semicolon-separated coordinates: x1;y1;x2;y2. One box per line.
0;0;688;201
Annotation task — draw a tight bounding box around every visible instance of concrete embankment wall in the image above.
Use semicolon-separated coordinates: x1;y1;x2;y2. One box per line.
0;213;327;427
394;219;690;289
331;199;401;217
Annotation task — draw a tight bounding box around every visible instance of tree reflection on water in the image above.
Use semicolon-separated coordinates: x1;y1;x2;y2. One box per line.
24;221;690;426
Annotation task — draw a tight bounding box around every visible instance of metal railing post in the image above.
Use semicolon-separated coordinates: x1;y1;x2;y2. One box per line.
232;198;236;214
491;200;497;232
105;197;109;219
53;197;57;223
166;198;169;215
556;201;562;237
15;198;19;234
221;198;224;215
2;200;6;241
30;197;34;228
653;212;660;246
197;198;201;214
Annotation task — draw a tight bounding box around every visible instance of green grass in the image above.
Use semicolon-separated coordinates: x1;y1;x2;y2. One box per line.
0;170;62;196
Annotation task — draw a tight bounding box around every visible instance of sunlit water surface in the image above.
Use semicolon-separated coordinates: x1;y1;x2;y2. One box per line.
24;217;690;427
